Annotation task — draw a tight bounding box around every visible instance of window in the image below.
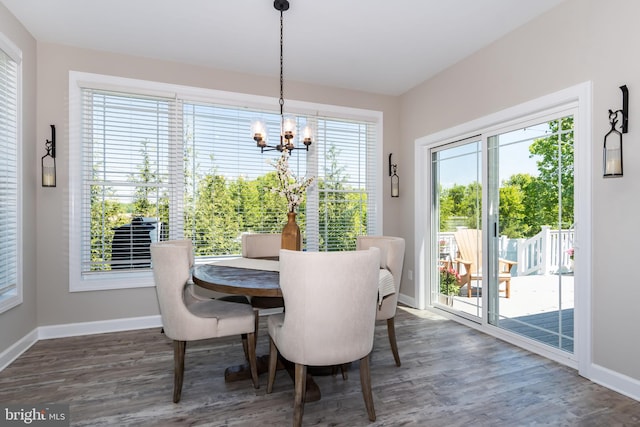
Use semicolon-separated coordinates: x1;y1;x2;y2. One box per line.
0;33;21;313
69;72;381;291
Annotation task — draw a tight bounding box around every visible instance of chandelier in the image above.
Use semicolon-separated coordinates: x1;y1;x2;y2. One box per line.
251;0;313;153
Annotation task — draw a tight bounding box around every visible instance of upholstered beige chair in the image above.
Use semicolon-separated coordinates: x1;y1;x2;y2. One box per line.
241;233;285;309
164;239;203;304
356;235;406;366
267;248;380;426
151;241;259;403
241;233;282;259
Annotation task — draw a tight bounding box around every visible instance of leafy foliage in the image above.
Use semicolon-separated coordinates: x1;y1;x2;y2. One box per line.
89;140;366;269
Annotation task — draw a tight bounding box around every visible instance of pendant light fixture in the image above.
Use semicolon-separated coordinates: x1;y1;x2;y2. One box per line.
251;0;313;153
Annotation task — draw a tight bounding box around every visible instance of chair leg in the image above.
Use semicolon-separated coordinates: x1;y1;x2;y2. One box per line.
386;317;401;367
293;363;307;427
506;279;511;298
267;337;278;394
247;331;259;389
340;364;348;380
359;354;376;422
241;310;260;362
173;340;186;403
241;333;249;361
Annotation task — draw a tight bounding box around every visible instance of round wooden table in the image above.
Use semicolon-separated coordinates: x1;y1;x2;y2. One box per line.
192;263;282;297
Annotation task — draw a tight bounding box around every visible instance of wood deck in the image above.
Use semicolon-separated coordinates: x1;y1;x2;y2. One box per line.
1;306;638;426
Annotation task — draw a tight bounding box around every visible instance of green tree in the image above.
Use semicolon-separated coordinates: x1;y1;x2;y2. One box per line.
460;181;482;229
498;182;527;238
439;184;466;231
317;145;366;251
129;141;168;222
89;179;127;271
528;116;574;231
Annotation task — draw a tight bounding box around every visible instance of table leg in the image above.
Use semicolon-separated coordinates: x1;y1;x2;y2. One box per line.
224;355;321;402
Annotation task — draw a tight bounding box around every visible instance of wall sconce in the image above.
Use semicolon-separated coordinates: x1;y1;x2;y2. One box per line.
389;153;399;197
603;85;628;178
41;124;56;187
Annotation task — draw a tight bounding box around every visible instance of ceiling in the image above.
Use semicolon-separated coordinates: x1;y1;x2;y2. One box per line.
1;0;565;96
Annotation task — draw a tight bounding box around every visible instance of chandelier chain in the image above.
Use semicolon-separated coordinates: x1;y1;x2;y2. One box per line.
279;9;284;116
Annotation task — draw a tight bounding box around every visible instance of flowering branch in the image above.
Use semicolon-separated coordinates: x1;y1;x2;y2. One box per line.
270;149;315;213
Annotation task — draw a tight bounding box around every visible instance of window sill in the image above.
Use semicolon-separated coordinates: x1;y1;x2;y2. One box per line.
69;270;155;292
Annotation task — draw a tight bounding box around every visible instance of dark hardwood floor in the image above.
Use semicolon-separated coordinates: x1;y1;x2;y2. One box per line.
1;307;639;426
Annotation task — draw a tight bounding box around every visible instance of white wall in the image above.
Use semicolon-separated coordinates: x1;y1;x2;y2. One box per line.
400;0;640;383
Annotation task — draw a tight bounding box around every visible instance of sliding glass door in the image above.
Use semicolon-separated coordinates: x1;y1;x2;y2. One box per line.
431;113;575;354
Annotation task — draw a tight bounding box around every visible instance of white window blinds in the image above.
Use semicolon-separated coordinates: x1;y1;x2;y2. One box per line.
0;42;20;312
76;79;378;284
80;89;174;273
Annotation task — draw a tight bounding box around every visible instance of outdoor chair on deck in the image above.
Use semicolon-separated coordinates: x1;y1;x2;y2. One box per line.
267;248;380;427
151;241;259;403
454;229;516;298
356;235;405;366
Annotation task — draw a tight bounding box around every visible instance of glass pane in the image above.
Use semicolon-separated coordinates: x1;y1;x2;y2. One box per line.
432;139;482;319
490;117;575;353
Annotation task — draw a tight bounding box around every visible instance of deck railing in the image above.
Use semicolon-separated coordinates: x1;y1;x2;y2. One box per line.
439;226;574;276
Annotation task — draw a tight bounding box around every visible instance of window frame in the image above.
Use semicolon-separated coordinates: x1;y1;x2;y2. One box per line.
69;71;383;292
0;32;22;313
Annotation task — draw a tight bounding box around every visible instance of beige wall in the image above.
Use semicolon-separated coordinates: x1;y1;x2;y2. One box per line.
400;0;640;381
0;2;37;354
32;43;400;327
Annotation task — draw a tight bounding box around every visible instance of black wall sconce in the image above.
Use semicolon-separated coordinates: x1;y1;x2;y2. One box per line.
42;124;56;187
603;85;628;178
389;153;399;197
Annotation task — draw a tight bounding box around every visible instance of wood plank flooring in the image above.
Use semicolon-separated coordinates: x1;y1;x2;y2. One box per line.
1;307;639;426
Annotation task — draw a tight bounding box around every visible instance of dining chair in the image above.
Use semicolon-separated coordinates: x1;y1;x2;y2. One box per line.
164;239;204;304
150;241;259;403
356;235;406;366
242;232;286;308
220;233;287;360
267;248;380;426
242;232;282;259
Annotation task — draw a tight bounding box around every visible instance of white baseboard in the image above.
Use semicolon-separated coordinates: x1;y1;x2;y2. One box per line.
589;363;640;401
0;329;38;372
397;293;416;308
